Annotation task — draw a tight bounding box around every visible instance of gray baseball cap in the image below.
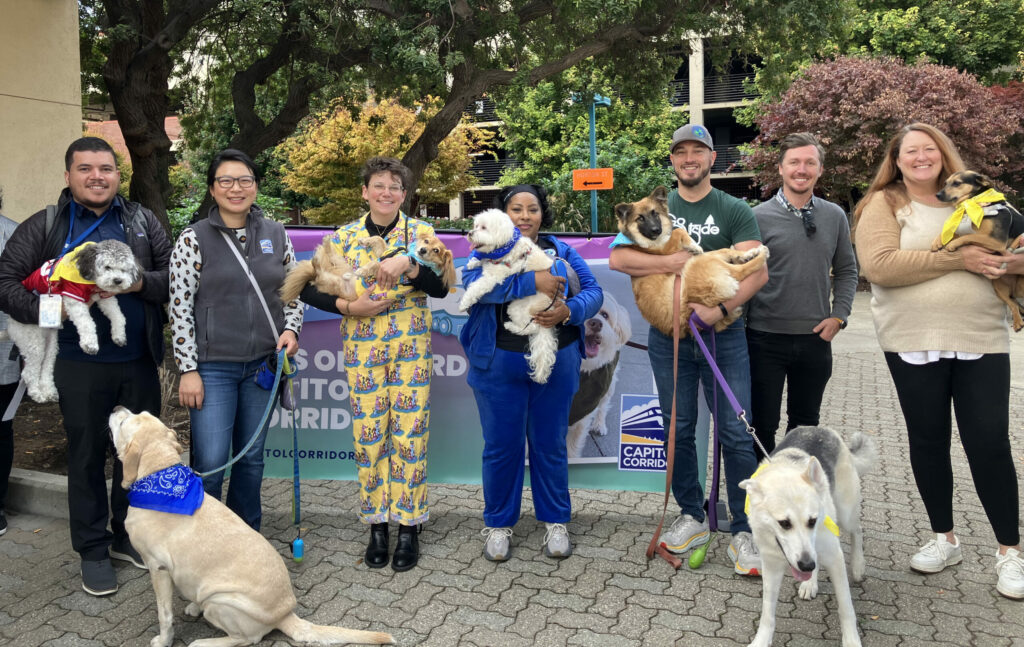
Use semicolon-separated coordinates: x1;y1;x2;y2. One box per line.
670;124;714;152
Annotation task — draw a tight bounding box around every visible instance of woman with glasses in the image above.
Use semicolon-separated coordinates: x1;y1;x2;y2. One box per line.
298;156;448;572
169;148;302;530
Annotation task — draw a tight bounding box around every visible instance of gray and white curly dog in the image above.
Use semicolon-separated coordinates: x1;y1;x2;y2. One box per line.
8;239;140;402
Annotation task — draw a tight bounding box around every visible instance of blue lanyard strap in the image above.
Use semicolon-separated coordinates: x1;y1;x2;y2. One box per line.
62;201;110;257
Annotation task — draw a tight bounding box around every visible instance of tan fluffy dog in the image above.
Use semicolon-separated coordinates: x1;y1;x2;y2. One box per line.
357;234;456;291
279;233;363;303
109;407;395;647
614;186;769;336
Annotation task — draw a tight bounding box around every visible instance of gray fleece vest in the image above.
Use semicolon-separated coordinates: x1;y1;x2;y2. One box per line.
190;209;288;363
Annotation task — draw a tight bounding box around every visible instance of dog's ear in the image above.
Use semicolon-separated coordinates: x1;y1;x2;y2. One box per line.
614;203;632;223
975;172;994;189
119;436;142;489
612;299;632;344
802;456;829;491
650;186;668;203
165;427;184;455
739;478;761;508
74;243;100;282
440;250;456;289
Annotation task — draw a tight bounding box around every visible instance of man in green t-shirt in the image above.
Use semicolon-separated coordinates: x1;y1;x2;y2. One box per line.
609;124;768;576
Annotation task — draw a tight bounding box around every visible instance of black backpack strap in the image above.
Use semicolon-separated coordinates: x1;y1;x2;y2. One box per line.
44;204;57;238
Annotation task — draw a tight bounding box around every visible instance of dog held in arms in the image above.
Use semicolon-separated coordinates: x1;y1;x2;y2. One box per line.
459;208;560;383
739;426;877;647
7;239;140;403
930;170;1024;331
614;186;769;336
279;233;362;304
567;292;632;457
108;407;395;647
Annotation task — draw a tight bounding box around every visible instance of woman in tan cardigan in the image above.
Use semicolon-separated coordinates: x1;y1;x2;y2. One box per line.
855;123;1023;599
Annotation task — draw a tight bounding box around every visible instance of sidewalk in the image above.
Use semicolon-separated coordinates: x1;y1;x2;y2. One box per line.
3;292;1024;646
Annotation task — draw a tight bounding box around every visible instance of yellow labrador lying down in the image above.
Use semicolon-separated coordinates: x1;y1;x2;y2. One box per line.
109;407;394;647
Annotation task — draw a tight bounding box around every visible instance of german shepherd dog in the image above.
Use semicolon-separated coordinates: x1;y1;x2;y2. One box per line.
613;186;769;336
931;170;1024;330
740;427;877;647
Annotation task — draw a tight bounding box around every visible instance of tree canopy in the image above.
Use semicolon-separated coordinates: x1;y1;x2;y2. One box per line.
742;55;1024;209
279;97;490;224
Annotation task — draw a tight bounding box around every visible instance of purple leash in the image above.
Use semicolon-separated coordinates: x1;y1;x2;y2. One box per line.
687;313;771;531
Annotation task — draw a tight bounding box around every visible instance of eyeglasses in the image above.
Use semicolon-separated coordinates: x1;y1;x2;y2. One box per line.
370;183;404;193
215;175;256;189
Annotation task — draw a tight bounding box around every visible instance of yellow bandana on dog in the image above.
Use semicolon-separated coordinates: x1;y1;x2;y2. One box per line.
744;463;840;537
940;188;1007;246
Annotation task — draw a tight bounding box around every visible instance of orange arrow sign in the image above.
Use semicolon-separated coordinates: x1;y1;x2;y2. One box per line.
573;168;614;191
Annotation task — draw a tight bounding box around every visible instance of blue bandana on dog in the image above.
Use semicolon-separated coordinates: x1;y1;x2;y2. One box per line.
128;464;204;515
406;241;442;276
470;226;521;261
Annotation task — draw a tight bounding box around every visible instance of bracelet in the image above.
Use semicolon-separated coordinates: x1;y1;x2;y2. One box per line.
717;303;729;317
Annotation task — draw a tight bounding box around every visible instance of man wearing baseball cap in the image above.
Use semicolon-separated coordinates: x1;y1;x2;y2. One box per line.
609;123;768;577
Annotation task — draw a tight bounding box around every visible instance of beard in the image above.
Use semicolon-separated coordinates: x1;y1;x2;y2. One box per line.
676;165;710;188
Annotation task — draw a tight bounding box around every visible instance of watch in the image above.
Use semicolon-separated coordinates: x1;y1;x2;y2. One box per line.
717;303;729;317
832;317;847;330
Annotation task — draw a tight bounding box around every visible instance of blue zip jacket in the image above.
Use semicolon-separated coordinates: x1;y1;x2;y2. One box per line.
459;235;603;370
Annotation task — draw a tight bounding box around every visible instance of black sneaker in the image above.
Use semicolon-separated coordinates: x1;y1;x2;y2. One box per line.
109;537;146;569
81;558;118;596
0;510;7;536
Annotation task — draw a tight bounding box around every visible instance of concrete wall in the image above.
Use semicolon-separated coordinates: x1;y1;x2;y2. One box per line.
0;0;81;222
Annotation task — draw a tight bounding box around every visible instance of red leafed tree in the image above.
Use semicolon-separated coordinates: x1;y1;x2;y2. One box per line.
744;56;1024;210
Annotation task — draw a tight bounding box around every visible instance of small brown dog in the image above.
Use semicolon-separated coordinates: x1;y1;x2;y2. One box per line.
357;234;456;291
932;170;1024;330
614;186;769;336
279;233;362;303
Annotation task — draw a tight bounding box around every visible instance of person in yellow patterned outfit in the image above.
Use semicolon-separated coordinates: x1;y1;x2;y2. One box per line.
300;157;447;572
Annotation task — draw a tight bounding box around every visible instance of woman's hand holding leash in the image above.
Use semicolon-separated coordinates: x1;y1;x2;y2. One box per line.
534;299;570;328
534;269;565;299
689;302;723;327
179;371;204;410
277;330;299;357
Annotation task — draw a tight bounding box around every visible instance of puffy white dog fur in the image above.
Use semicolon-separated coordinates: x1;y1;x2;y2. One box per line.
459;208;558;383
567;292;632;457
8;240;140;403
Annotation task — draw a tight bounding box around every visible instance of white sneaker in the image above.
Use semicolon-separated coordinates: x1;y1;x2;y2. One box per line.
910;534;962;574
728;531;762;576
481;527;513;562
661;514;710;554
995;548;1024;599
543;523;572;558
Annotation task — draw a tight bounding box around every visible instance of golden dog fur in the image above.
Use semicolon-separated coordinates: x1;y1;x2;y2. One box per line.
614;186;769;336
357;234;456;291
109;407;394;646
279;233;362;304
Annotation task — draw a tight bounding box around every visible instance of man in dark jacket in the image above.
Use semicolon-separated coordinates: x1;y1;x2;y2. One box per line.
0;137;171;596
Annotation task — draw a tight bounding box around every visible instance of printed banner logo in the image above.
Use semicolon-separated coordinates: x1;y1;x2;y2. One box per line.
618;394;666;472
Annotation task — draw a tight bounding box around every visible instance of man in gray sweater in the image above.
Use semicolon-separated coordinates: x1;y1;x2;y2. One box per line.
746;132;858;456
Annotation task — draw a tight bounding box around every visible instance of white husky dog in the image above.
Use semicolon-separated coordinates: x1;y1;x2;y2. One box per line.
459;208;559;383
739;426;877;647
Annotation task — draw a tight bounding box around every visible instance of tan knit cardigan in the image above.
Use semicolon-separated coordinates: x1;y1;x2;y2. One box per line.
855;192;1009;354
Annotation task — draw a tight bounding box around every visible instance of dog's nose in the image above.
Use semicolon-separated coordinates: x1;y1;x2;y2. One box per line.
797;555;816;572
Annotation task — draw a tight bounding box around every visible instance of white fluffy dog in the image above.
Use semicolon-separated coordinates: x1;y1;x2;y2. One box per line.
8;240;140;402
459;208;558;383
567;292;632;457
739;427;877;647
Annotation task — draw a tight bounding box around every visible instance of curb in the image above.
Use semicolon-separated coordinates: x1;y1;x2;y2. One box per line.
8;467;69;519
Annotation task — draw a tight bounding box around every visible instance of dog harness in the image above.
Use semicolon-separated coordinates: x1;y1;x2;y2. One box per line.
128;464;205;515
21;242;100;302
939;188;1007;246
744;463;840;536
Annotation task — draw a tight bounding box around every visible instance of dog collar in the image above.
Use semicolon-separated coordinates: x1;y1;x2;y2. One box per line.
940;188;1006;246
128;464;204;515
744;463;840;537
470;226;521;261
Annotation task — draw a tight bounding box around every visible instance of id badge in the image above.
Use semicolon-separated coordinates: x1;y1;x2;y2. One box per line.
38;294;63;328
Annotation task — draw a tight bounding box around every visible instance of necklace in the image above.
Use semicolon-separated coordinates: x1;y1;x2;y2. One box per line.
366;213;398;238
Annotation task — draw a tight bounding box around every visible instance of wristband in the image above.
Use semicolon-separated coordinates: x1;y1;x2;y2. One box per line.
717;303;729;317
831;317;847;330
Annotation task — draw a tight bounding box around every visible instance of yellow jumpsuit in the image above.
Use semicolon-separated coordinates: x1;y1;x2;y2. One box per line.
330;214;434;526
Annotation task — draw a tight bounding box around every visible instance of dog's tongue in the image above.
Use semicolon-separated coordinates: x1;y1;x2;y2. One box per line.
791;567;813;582
584;336;600;358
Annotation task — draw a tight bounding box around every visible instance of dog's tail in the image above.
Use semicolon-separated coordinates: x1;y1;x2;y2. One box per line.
279;260;316;303
277;613;395;644
847;432;878;477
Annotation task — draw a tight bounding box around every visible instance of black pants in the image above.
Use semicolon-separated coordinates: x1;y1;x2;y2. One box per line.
747;329;833;457
54;357;161;560
885;352;1020;546
0;381;18;509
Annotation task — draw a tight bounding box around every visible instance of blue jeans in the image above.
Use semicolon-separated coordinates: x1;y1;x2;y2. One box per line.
189;359;274;530
648;322;757;534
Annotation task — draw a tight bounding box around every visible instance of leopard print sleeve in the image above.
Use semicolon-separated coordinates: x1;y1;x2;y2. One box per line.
282;236;303;335
169;229;202;373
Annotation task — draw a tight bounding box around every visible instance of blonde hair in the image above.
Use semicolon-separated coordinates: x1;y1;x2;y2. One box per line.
853;123;965;231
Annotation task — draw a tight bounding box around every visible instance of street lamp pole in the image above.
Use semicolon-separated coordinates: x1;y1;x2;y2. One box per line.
588;94;611;232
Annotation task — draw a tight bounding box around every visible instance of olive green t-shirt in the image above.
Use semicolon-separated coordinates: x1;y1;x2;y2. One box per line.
667;187;761;252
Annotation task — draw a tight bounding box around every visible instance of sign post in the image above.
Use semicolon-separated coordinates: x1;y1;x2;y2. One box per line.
588;95;611;232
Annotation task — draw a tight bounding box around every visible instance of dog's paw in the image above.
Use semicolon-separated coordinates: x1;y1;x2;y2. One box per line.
841;634;863;647
112;333;127;347
798;577;819;600
748;633;773;647
184;601;202;617
40;386;59;403
79;340;100;354
466;257;480;269
149;635;172;647
851;555;866;583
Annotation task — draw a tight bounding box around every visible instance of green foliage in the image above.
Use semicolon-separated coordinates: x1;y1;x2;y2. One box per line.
743;56;1024;210
496;72;686;232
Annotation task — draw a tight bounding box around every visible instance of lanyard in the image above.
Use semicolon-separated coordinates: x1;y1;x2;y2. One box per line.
62;201;111;257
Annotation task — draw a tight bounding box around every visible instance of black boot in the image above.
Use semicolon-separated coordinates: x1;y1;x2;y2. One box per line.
391;524;420;572
364;523;389;568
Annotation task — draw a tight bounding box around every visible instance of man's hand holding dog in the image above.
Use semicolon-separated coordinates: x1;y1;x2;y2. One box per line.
813;317;841;342
179;372;204;410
